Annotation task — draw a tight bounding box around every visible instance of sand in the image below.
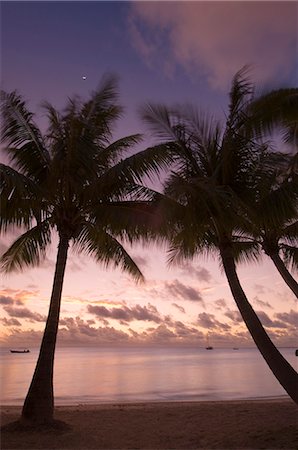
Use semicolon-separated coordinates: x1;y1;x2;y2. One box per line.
1;399;297;449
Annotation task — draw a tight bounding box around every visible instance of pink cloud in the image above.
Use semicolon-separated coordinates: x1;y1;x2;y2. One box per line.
252;296;273;310
3;306;46;322
274;310;298;327
87;302;162;324
178;263;212;282
172;303;186;314
0;295;15;305
225;309;242;324
2;311;296;347
129;2;297;89
197;312;231;331
214;298;227;310
0;288;39;303
165;279;204;303
256;310;290;329
1;317;21;327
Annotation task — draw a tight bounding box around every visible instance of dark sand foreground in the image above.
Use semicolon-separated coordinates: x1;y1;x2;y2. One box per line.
1;399;297;449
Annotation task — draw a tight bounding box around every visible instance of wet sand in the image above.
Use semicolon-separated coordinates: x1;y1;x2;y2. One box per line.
1;399;297;449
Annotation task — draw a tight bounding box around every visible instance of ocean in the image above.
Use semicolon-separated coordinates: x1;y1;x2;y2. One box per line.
0;346;297;405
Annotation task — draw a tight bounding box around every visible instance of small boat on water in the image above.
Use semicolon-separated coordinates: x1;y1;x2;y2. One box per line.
10;349;30;353
205;333;213;350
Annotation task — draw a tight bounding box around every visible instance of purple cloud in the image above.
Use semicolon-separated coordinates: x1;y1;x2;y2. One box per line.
87;303;162;324
256;311;288;329
197;312;230;331
0;295;15;305
274;310;298;328
1;317;21;327
130;2;296;89
3;306;46;322
214;298;227;310
254;284;266;295
253;296;273;310
225;310;243;324
178;263;212;282
165;279;204;303
172;303;186;314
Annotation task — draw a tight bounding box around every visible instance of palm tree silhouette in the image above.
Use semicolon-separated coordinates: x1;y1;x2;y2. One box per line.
0;76;174;426
141;68;298;403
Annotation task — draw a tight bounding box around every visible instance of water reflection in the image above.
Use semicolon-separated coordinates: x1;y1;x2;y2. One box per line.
0;347;295;404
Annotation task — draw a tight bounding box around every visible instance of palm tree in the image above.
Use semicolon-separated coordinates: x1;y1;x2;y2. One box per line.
141;68;298;403
0;78;174;426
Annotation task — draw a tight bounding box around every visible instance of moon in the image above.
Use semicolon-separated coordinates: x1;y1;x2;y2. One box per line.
82;76;87;80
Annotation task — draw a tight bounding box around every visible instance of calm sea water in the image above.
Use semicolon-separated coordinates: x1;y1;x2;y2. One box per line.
0;347;297;405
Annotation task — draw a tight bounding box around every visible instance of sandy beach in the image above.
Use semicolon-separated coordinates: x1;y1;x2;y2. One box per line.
1;399;297;449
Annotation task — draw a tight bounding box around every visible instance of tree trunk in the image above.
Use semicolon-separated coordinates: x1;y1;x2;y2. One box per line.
219;243;298;405
269;251;298;298
21;234;69;424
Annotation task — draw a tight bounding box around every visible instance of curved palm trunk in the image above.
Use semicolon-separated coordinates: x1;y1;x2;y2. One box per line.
21;234;69;425
269;251;298;298
219;243;298;405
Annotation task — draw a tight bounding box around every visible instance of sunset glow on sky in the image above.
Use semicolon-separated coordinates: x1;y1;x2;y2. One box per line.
1;1;297;348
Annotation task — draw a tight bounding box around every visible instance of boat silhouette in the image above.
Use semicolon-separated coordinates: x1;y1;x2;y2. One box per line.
10;349;30;353
205;333;213;350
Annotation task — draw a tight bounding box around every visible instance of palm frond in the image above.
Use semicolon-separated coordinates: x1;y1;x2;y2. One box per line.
228;65;254;128
179;105;222;152
51;132;99;185
140;103;178;142
1;90;50;180
281;221;298;243
95;142;178;198
73;222;144;282
252;176;297;231
96;134;143;168
81;74;123;141
0;220;52;272
248;88;298;145
0;163;45;232
231;239;261;266
167;228;218;266
91;195;171;245
42;101;64;143
281;244;298;272
83;74;120;119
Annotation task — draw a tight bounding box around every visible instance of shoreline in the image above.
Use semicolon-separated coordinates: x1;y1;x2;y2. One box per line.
2;399;297;449
1;395;290;408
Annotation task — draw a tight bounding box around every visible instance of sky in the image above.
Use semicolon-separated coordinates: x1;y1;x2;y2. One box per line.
1;1;297;349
